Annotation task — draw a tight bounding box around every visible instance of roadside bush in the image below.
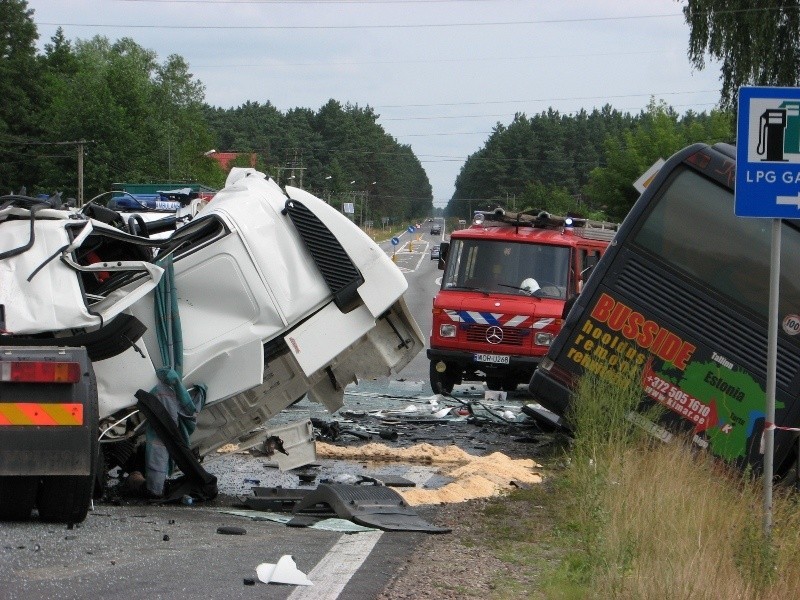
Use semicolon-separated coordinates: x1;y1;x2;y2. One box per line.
552;368;800;599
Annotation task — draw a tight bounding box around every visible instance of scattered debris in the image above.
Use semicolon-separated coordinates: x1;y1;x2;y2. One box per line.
221;511;379;533
293;483;451;533
216;526;246;535
256;555;313;586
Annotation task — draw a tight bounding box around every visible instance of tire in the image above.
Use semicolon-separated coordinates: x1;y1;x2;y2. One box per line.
501;381;519;393
430;361;455;394
0;476;39;521
37;358;99;524
93;447;108;500
486;378;503;391
37;475;94;523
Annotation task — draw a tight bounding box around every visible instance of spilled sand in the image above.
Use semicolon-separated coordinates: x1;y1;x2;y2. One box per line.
315;442;543;506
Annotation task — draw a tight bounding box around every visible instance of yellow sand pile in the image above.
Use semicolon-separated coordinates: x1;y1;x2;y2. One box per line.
316;441;476;464
316;442;543;505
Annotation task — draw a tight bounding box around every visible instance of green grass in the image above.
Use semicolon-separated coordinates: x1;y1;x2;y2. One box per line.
461;367;800;599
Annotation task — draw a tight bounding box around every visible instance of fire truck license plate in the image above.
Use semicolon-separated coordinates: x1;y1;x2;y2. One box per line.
474;353;510;364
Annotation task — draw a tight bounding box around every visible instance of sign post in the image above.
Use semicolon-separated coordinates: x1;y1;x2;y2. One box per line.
736;86;800;537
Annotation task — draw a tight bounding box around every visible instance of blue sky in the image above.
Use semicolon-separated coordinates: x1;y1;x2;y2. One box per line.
27;0;723;206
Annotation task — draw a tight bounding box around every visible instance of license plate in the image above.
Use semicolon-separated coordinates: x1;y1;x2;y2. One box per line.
474;353;510;365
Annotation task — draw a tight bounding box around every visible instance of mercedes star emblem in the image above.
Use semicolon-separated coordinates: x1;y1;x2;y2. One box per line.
485;325;503;344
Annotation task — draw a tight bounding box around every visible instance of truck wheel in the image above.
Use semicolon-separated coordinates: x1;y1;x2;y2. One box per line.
430;362;455;394
486;378;503;391
37;475;94;523
0;476;38;521
38;361;99;524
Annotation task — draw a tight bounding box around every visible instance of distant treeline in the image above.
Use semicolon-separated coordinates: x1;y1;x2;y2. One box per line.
203;100;433;226
450;102;733;222
3;2;731;225
1;4;431;225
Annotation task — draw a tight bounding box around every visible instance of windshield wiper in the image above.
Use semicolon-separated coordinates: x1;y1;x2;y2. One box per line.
448;285;490;296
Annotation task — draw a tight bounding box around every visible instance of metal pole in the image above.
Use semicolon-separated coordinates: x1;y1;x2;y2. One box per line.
77;141;84;207
763;218;781;537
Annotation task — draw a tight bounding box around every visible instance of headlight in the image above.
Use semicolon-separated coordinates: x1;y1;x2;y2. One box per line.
439;324;457;338
534;332;554;346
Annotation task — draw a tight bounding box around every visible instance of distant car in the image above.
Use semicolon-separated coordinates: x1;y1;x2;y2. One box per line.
430;224;442;235
430;245;441;260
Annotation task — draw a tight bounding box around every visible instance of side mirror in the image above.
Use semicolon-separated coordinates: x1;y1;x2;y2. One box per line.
438;242;449;270
562;294;579;319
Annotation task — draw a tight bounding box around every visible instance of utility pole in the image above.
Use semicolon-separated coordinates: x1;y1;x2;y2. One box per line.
6;139;94;205
283;148;306;188
77;140;85;207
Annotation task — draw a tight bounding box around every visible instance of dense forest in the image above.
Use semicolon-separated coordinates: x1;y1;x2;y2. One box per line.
0;1;431;226
203;100;433;225
451;102;733;222
2;0;735;226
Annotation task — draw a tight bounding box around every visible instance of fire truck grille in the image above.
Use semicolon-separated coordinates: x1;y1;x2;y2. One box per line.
465;324;526;346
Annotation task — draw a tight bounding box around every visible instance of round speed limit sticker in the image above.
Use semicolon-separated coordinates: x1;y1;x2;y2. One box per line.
782;314;800;336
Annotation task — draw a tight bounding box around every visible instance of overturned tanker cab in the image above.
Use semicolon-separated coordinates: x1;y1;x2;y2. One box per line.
0;168;424;522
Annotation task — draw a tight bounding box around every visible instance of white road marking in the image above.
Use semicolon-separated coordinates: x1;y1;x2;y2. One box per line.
287;530;384;600
286;468;436;599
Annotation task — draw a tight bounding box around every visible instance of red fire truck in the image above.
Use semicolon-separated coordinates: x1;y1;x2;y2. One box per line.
428;209;617;393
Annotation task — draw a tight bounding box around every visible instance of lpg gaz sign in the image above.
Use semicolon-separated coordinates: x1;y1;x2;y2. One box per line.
736;86;800;218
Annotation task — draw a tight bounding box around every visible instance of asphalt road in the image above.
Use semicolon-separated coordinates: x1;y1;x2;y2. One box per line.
0;219;513;600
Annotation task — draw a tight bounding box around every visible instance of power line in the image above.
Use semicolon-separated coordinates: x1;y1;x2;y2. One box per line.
191;49;667;69
119;0;515;3
35;13;687;31
34;5;800;30
376;90;720;110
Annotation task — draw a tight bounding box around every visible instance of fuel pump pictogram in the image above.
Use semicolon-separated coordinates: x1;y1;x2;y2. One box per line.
757;108;787;161
756;101;800;162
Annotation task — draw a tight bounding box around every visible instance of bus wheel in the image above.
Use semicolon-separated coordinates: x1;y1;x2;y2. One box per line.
430;362;455;394
0;476;38;521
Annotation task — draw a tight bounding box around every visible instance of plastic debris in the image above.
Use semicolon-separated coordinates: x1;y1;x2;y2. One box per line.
216;526;247;535
256;555;313;586
432;407;453;419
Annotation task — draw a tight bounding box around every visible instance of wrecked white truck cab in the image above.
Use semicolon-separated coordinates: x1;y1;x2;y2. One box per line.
0;168;424;522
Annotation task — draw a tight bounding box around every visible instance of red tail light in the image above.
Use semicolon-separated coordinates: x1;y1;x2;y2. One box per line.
0;361;81;383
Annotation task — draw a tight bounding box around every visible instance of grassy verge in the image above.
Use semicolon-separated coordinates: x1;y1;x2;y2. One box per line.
467;370;800;599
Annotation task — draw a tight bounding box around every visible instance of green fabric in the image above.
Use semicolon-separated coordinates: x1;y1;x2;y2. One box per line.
152;253;205;441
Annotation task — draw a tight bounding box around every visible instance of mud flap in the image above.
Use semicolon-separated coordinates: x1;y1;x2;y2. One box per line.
134;389;218;501
292;484;451;533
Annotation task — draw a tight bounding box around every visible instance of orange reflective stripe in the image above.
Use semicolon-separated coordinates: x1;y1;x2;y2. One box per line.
16;403;58;425
0;403;83;425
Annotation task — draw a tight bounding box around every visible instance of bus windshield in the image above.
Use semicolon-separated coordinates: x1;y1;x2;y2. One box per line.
632;167;800;320
442;238;570;299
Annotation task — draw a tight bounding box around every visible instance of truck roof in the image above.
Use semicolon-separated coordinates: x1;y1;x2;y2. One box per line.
449;208;618;247
451;222;614;248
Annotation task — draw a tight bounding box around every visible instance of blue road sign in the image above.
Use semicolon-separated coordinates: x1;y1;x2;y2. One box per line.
390;237;399;246
736;86;800;218
407;225;416;233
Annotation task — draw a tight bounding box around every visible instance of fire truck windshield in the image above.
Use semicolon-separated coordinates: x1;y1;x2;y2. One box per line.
441;238;570;299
